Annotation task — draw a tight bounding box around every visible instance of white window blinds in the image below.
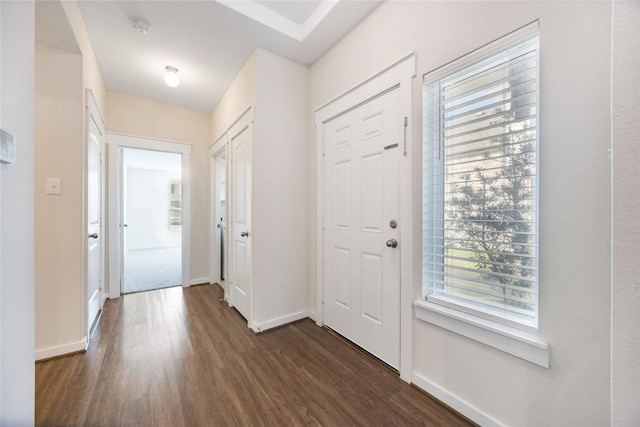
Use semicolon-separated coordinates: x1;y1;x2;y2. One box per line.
423;27;539;329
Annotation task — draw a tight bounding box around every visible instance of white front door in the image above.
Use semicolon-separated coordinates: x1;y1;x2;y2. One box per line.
229;118;253;324
323;87;402;369
87;112;102;331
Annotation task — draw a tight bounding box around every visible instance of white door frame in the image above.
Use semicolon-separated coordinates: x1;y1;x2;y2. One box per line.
107;132;192;298
209;133;228;296
208;106;254;323
82;89;106;345
315;53;416;381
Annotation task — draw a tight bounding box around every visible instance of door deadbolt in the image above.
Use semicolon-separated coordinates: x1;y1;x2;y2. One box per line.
386;238;398;248
389;219;398;229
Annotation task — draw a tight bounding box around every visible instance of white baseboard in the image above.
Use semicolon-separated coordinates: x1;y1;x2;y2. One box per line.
411;372;503;427
190;277;209;286
35;339;87;361
251;310;308;333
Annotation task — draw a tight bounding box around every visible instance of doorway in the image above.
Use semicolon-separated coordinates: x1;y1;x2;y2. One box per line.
107;133;192;299
315;53;415;380
322;87;402;369
208;106;254;326
210;146;227;289
121;148;183;293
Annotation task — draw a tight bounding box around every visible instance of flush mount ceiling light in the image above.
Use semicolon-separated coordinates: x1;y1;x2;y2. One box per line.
131;17;151;34
164;66;180;88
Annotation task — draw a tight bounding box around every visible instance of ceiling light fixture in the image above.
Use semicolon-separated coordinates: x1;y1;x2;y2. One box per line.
164;66;180;88
131;17;151;34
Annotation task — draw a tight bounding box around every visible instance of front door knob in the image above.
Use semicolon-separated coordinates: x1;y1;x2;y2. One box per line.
241;231;249;237
89;233;99;239
386;238;398;248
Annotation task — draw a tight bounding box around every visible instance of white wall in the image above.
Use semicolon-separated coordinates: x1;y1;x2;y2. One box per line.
106;92;211;284
34;41;85;358
611;1;640;425
210;48;309;328
211;51;258;142
253;49;309;326
0;1;35;423
125;167;181;250
33;0;108;360
60;1;106;112
310;1;613;425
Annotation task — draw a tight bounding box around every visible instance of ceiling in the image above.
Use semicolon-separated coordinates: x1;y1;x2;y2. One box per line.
76;0;382;113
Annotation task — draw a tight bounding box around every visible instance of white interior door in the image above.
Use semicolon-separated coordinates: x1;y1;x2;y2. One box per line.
323;87;401;369
230;119;252;324
87;112;102;331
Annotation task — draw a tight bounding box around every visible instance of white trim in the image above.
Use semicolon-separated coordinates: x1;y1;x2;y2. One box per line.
251;311;309;333
301;1;337;39
411;372;504;427
209;138;228;295
215;1;338;42
423;20;539;84
315;52;416;114
190;277;209;286
107;132;192;298
315;53;416;382
307;309;317;323
35;339;87;361
414;300;550;368
210;105;253;150
107;131;192;150
86;90;106;130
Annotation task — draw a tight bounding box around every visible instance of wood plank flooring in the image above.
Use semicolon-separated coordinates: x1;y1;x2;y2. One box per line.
36;284;475;426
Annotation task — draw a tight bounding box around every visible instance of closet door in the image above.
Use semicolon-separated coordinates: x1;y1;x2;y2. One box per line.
229;111;253;325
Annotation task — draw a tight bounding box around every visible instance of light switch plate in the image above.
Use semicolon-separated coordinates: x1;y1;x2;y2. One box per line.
46;178;62;195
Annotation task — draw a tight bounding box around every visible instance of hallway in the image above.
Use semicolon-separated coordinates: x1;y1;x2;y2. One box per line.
35;285;473;426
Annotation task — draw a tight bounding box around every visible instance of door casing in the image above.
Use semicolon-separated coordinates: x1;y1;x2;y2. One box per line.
209;137;228;292
208;106;254;326
107;133;192;298
315;53;416;381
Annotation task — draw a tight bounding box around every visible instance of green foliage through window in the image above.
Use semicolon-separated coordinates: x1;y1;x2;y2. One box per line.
423;31;539;328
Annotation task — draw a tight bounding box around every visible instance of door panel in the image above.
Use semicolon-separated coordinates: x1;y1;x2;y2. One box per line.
230;123;252;323
87;115;102;330
323;88;401;369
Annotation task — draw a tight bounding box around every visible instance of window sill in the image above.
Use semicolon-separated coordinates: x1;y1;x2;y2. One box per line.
414;300;550;368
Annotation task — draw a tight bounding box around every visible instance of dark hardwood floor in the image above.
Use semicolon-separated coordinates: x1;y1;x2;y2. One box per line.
36;284;475;426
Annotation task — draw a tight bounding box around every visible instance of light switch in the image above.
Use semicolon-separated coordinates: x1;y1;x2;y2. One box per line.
46;178;62;195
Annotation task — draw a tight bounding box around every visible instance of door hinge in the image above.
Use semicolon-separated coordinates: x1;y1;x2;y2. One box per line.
403;116;408;157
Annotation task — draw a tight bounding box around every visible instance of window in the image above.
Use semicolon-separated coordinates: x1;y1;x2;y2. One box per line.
169;180;182;231
423;26;539;330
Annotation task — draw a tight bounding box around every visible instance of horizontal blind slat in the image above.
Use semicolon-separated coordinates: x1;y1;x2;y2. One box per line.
423;32;539;326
